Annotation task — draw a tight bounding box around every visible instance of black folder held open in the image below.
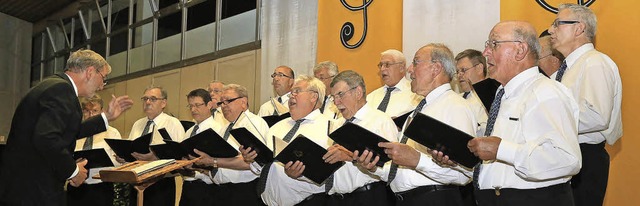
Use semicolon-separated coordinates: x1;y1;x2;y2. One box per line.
229;127;273;165
329;122;391;167
393;111;412;128
151;128;238;159
403;113;480;168
73;148;115;169
104;132;153;162
262;112;291;127
274;135;344;184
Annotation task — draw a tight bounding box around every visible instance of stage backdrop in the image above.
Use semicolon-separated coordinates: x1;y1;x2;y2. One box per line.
315;0;638;205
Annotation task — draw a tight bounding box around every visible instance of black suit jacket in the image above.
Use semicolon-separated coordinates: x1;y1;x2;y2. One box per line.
472;78;501;112
0;73;106;205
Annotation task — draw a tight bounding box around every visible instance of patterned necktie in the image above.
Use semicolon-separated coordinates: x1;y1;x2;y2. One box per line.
320;96;328;114
142;120;154;135
473;88;505;188
387;99;427;184
211;108;216;118
325;117;357;192
377;87;395;112
463;91;471;99
222;122;235;141
278;96;283;104
82;135;93;150
189;125;199;138
555;60;567;82
257;118;306;195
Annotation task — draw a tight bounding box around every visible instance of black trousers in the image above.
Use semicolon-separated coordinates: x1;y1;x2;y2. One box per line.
572;142;609;206
474;182;574;206
460;183;477;206
67;182;114;206
327;182;391;206
179;180;217;206
394;185;462;206
295;193;329;206
213;180;265;205
140;177;176;206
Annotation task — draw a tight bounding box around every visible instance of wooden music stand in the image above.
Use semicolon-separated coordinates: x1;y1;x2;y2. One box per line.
95;159;198;206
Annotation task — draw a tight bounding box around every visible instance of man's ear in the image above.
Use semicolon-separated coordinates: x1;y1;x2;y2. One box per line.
514;43;528;61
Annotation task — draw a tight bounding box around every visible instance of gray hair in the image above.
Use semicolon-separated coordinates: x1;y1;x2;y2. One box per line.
424;43;456;80
144;86;168;99
381;49;406;66
559;3;597;42
66;49;111;73
223;84;249;99
313;61;339;76
330;70;366;94
294;75;326;108
512;24;541;61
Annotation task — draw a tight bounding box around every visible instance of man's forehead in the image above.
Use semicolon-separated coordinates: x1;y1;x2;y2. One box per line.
188;96;204;103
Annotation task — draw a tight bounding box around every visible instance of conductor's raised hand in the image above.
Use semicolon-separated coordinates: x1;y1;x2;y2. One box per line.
104;95;134;121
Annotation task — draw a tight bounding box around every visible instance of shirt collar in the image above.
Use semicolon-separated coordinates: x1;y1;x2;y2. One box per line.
385;77;411;92
565;43;594;68
277;92;292;102
503;67;540;98
293;109;322;124
65;73;79;96
424;83;452;105
352;102;374;121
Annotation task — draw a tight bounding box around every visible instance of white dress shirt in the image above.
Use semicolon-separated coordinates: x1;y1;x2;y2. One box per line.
550;43;623;145
211;108;230;127
258;92;291;117
463;91;489;137
328;103;397;195
320;96;342;120
129;112;185;143
183;116;221;184
212;110;269;184
74;126;122;184
366;77;422;118
386;84;477;193
479;67;581;190
261;110;333;206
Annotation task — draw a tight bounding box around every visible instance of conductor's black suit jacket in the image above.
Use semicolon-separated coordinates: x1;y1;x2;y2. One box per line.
0;73;106;205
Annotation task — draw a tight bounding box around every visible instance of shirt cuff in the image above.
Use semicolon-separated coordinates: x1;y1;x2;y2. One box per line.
415;152;431;172
249;162;263;175
195;171;214;184
100;113;109;127
69;165;79;179
496;140;518;165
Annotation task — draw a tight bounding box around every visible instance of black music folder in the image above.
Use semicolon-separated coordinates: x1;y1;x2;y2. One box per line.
180;120;196;132
403;113;480;168
274;135;344;184
262;112;291;127
152;128;238;159
393;111;412;128
104;133;153;162
73;148;115;169
329;122;390;167
229;127;273;165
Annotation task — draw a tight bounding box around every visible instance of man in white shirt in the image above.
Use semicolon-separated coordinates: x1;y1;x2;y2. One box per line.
207;80;228;124
537;33;563;77
127;86;185;206
179;88;220;206
467;21;581;206
67;94;123;206
548;4;623;206
362;44;477;206
455;49;494;136
193;84;269;205
313;61;341;120
367;49;421;118
324;70;397;205
257;75;332;206
258;66;295;116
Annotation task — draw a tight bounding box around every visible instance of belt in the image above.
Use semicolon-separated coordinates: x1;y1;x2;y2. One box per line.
331;182;385;199
299;193;328;204
395;185;458;201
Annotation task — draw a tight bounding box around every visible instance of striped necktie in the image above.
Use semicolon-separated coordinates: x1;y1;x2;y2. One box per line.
377;87;395;112
473;88;505;188
257;118;306;195
387;99;426;184
555;60;567;82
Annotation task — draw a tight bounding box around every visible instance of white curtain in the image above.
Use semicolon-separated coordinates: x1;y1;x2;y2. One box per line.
260;0;318;102
402;0;500;62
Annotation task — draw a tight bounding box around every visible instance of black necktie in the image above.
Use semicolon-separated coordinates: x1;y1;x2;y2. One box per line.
320;96;328;114
555;60;567;82
325;117;356;192
388;99;427;184
82;135;93;150
257;118;306;195
463;91;471;99
189;125;199;138
473;88;505;188
142;120;154;135
377;87;395;112
223;122;235;141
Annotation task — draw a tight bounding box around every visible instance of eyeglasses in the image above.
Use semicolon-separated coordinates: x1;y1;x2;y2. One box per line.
96;70;108;86
551;19;580;28
329;86;357;101
377;62;404;69
484;40;522;50
289;88;317;97
412;59;438;67
217;96;242;106
271;72;293;79
456;63;480;75
186;102;206;109
315;75;335;81
141;96;166;102
82;109;101;116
